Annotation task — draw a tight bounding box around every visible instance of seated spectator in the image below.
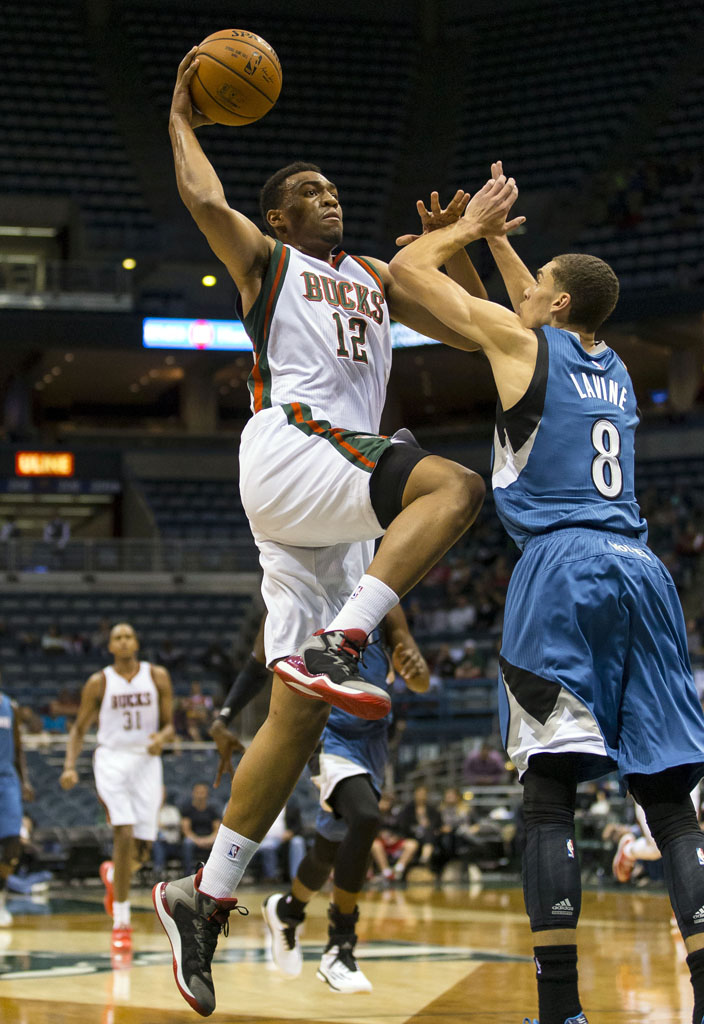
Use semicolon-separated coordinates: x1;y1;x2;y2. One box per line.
152;790;184;879
453;639;486;680
445;593;477;634
0;516;19;543
40;624;67;655
90;618;111;654
371;791;406;881
180;782;221;875
256;799;305;883
43;513;70;550
156;639;186;675
183;681;214;741
463;740;507;787
391;784;442;880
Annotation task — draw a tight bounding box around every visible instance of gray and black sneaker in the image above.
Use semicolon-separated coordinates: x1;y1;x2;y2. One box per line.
152;867;247;1017
276;628;391;721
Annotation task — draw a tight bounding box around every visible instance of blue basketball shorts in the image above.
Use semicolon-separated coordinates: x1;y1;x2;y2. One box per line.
499;528;704;785
0;768;23;840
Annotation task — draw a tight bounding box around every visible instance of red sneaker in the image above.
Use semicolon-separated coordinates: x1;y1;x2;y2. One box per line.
612;834;636;883
100;860;115;916
276;629;391;721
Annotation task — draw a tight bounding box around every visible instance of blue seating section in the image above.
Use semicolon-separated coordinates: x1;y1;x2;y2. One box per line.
140;478;254;543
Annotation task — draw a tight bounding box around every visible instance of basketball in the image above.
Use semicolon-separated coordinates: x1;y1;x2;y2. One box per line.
190;29;282;127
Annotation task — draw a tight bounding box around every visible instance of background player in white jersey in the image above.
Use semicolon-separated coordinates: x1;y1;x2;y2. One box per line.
61;623;174;957
0;673;34;927
153;50;520;1017
390;164;704;1024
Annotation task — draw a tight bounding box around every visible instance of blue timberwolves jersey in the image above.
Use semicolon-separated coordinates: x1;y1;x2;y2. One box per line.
492;326;646;550
0;693;16;774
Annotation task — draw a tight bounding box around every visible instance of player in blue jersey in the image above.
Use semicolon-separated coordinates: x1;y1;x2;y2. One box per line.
262;603;428;993
0;676;34;927
390;163;704;1024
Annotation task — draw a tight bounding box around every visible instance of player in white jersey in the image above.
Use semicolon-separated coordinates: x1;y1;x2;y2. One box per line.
152;50;523;1018
61;623;173;958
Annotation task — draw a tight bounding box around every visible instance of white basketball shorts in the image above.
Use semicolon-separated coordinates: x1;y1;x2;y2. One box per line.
239;406;386;664
93;746;163;841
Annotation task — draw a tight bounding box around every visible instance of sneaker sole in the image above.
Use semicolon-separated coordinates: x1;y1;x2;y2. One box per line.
275;663;391;721
99;862;114;917
261;895;303;978
151;882;213;1017
316;967;372;993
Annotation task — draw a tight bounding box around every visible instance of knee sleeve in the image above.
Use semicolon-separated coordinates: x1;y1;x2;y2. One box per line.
0;837;22;877
329;775;382;894
522;760;581;932
631;770;704;940
297;833;338;893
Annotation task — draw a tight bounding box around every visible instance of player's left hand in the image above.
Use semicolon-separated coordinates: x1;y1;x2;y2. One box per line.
392;642;430;692
210;718;246;787
22;781;35;802
396;189;471;247
147;733;164;756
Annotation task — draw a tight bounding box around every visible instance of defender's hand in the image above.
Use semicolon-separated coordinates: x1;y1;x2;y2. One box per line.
171;48;214;129
463;175;525;238
396;189;471;248
392;642;430;690
210;718;245;787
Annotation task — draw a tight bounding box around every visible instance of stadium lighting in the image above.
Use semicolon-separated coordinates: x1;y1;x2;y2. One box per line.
122;258;137;270
201;274;217;287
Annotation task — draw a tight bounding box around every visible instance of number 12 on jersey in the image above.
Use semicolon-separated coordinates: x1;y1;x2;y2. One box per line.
332;313;368;364
591;418;623;498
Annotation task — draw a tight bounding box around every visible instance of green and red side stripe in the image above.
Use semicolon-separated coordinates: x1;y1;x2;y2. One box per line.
283;401;390;473
244;241;290;412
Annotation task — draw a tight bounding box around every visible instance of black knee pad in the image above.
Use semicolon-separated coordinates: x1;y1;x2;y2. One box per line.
522;761;581;932
297;833;338;893
0;836;22;874
630;771;704;940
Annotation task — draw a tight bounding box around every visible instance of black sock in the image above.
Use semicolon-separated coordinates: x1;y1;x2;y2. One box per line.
533;944;581;1024
277;892;306;921
687;949;704;1024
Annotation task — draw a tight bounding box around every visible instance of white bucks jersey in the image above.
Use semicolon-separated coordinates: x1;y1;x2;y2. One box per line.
243;241;392;433
97;662;159;752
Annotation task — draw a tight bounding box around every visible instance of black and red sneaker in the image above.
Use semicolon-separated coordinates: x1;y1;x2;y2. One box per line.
275;628;391;720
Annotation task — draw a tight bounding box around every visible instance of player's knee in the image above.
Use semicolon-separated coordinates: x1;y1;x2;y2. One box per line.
437;464;485;527
0;837;21;874
349;805;382;844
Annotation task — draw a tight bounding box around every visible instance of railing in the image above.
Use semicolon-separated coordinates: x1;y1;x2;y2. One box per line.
0;258;134;311
0;537;260;575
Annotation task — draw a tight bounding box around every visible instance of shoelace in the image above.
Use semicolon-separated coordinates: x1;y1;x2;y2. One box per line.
333;944;359;972
282;922;299;950
199;903;249;960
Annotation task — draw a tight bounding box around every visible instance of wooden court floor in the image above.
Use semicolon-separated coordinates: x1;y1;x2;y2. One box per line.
0;878;693;1023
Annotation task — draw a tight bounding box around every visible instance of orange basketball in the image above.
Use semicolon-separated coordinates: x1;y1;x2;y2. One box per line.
190;29;282;127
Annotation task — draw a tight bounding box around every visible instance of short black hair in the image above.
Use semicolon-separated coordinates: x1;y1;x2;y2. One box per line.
259;161;322;236
551;253;620;332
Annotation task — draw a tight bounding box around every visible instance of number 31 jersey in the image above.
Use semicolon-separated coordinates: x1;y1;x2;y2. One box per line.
243;240;392;433
492;325;647;551
96;662;159;752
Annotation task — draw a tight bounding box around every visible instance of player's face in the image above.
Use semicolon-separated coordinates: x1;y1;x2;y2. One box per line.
109;624;139;660
277;171;343;248
519;261;564;328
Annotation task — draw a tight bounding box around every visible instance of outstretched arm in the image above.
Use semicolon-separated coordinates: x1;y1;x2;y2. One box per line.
397;190;488;301
389;176;537;410
485;161;536;312
169;49;273;302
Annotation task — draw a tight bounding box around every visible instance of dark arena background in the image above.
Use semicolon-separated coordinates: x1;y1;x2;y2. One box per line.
1;1;704;1021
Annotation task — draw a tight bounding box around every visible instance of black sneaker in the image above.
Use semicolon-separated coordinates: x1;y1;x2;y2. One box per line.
276;628;391;720
152;867;247;1016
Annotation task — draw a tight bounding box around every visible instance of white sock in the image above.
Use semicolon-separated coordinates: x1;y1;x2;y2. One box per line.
113;900;130;928
326;574;399;636
199;825;259;899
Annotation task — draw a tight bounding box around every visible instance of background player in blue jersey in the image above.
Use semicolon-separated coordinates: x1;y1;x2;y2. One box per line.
0;673;34;927
261;603;428;993
390;163;704;1024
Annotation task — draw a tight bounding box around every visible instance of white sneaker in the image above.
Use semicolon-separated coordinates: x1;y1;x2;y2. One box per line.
262;893;304;978
317;945;372;993
0;904;12;927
